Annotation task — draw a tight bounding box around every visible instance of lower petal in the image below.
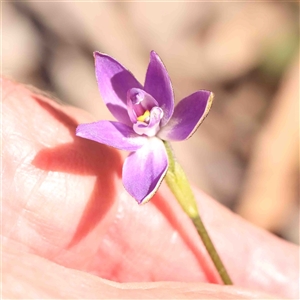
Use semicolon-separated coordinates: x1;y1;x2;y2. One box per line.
122;137;168;204
158;90;213;141
76;121;147;151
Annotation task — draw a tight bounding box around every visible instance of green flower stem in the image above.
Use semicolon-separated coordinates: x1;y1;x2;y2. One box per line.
163;141;233;285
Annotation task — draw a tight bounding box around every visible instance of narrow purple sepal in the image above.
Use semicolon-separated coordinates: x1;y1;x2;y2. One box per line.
76;121;147;151
158;90;213;141
144;51;174;127
122;137;168;204
94;52;143;126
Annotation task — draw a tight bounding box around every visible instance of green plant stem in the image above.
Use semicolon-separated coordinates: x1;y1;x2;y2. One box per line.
163;141;233;285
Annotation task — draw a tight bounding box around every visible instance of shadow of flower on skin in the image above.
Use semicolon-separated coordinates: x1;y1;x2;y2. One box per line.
32;96;122;247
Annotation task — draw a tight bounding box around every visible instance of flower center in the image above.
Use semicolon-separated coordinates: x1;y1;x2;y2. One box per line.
127;88;164;137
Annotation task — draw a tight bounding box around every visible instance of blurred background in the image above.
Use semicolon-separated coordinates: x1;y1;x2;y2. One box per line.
3;1;299;243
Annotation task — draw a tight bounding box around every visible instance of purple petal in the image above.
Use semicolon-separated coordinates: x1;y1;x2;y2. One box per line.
144;51;174;126
158;90;213;141
94;52;143;125
76;121;147;151
122;138;168;204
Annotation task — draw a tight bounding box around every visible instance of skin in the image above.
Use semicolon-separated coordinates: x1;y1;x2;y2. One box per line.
2;77;299;299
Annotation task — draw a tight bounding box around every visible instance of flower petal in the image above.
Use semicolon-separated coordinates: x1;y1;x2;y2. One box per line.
94;52;143;125
144;51;174;126
76;121;147;151
158;90;213;141
122;138;168;204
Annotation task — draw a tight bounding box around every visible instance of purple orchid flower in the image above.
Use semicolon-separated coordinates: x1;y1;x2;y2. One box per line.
76;51;213;204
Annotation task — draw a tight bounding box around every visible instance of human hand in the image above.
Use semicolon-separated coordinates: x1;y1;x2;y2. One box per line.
2;78;298;299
